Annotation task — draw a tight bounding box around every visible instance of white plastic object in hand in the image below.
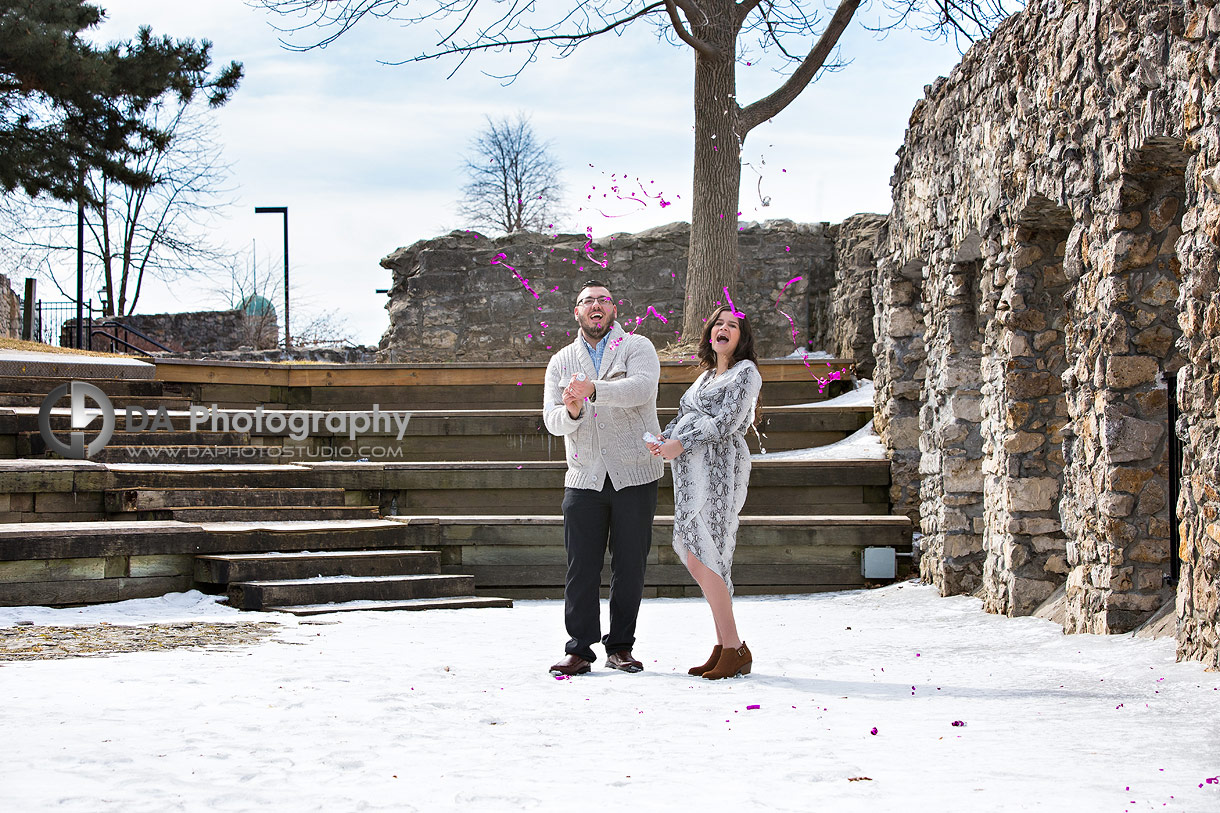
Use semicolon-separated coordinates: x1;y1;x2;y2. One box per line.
643;432;659;445
574;373;587;381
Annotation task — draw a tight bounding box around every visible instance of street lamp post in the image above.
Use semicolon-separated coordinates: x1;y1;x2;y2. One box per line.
254;206;290;347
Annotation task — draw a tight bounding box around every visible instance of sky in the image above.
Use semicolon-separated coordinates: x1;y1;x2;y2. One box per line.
2;583;1218;810
75;1;979;346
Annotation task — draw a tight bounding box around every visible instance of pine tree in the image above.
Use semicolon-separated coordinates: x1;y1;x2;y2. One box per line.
0;0;242;203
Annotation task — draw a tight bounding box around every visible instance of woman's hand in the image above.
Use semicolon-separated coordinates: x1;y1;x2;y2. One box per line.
648;436;684;460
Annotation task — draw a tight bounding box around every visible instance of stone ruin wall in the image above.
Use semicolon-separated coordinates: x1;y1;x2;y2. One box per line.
874;0;1220;667
98;310;279;353
1;274;21;339
378;220;868;365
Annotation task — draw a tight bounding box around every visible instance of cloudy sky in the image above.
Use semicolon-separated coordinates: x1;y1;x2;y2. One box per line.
85;1;976;346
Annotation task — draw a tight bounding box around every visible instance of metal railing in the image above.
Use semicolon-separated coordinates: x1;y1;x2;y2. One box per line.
90;320;173;356
35;300;95;348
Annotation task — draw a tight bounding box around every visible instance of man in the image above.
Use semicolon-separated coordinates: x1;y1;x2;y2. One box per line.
542;279;664;676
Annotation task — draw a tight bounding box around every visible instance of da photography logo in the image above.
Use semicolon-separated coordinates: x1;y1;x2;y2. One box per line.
38;382;116;459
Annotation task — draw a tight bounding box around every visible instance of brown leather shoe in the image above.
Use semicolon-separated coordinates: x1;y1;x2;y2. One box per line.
605;650;644;673
549;654;591;676
702;641;752;680
688;645;723;676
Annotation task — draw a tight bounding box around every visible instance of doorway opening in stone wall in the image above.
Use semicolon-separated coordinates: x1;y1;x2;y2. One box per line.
1096;140;1187;631
982;199;1074;618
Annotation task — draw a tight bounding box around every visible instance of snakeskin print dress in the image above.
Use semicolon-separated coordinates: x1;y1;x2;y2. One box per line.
664;360;762;594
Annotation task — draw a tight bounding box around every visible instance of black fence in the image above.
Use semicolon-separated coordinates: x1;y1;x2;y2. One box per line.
34;300;96;348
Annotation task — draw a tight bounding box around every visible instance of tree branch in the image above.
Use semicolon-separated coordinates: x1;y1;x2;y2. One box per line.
735;0;764;25
382;2;670;67
665;0;720;58
739;0;861;133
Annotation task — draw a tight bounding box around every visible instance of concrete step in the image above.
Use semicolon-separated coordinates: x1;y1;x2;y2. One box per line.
262;596;514;615
105;487;348;511
121;505;381;522
383;514;913;596
194;549;441;584
227;573;478;610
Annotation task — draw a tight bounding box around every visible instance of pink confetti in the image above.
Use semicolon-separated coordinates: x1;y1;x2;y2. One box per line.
951;720;966;727
870;727;878;736
746;704;760;710
722;287;745;318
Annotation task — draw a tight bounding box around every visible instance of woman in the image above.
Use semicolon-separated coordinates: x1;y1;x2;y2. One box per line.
648;305;762;679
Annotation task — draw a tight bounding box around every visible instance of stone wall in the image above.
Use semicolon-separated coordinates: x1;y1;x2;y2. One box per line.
99;310;279;353
0;274;21;339
875;0;1220;666
377;221;836;362
831;215;885;377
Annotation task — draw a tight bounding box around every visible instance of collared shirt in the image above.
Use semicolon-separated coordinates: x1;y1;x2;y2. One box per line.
582;332;610;375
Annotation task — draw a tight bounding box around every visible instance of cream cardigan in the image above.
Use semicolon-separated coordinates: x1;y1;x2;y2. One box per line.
542;323;664;491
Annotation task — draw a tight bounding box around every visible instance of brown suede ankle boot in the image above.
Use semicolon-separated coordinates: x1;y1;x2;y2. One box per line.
702;641;752;680
688;645;722;676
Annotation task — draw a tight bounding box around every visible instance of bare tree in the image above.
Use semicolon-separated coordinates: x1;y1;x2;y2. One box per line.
220;249;358;348
256;0;1019;340
457;113;564;234
0;99;235;316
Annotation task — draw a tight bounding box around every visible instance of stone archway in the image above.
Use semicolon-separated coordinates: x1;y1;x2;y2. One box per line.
1062;138;1189;634
979;199;1074;616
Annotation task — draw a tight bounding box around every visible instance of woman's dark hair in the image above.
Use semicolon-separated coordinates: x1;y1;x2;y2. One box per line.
698;305;758;371
698;305;762;428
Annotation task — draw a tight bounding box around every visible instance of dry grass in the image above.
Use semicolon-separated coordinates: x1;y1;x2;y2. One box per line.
0;338;136;359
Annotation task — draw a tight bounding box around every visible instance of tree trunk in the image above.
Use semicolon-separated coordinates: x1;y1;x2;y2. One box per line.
682;0;743;341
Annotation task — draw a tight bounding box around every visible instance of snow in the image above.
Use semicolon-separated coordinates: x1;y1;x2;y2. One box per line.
754;419;887;462
2;584;1218;811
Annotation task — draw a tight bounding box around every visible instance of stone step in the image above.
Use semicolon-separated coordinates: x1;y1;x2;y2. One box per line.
226;573;478;610
262;596;514;615
105;487;348;511
194;549;441;584
120;505;381;522
383;514;913;597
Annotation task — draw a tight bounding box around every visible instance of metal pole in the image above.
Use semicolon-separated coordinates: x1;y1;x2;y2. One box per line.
254;206;289;348
76;199;84;349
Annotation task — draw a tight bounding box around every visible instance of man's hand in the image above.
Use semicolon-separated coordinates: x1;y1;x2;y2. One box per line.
565;375;595;403
563;387;584;418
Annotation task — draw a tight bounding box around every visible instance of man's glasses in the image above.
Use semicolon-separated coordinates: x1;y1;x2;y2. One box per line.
576;296;615;308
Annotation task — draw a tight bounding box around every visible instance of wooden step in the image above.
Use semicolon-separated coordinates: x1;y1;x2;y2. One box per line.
0;392;192;410
227;573;478;610
121;505;380;522
0;376;183;397
105;487;348;511
383;514;913;597
371;459;892;516
194;549;441;584
194;518;416;554
263;596;513;615
88;445;285;464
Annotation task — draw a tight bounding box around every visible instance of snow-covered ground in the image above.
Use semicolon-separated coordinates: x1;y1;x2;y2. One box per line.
755;380;886;461
2;584;1217;812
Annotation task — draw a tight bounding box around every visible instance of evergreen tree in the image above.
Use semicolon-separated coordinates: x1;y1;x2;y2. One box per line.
0;0;242;203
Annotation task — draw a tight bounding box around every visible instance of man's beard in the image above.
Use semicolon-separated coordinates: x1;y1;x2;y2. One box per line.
580;313;613;342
